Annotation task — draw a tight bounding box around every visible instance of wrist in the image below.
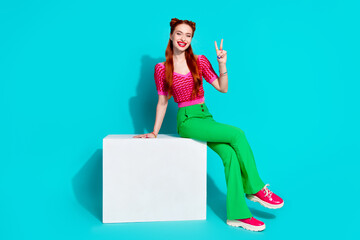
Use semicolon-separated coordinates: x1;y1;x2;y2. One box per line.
151;131;158;138
220;71;228;76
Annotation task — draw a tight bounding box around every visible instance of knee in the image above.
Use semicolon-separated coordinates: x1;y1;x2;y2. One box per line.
238;128;245;136
234;127;246;140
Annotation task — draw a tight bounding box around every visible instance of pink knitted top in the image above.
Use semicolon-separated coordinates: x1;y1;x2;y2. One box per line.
154;55;219;107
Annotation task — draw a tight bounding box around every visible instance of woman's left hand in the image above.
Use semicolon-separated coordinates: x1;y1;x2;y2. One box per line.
215;39;227;64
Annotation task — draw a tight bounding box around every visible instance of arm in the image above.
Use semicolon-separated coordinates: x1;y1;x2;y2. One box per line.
133;63;169;138
153;95;168;135
133;94;168;138
210;62;228;93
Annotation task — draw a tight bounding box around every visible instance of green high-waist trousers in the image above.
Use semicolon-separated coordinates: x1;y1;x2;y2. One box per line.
177;102;265;220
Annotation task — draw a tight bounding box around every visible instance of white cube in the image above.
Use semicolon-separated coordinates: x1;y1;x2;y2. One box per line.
102;134;207;223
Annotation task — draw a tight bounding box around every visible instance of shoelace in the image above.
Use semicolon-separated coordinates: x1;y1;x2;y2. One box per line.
263;184;273;198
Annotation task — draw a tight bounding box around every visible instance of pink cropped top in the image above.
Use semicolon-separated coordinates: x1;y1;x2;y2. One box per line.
154;55;219;107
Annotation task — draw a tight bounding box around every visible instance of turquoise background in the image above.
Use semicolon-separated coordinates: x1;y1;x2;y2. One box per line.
1;0;359;239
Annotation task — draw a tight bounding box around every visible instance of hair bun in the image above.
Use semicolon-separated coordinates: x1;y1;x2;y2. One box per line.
169;18;196;35
170;18;180;27
187;21;196;29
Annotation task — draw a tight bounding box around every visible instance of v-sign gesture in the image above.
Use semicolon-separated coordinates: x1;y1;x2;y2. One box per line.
215;39;227;64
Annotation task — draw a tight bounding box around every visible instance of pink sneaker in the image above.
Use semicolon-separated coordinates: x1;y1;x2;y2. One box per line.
246;184;284;209
227;217;265;231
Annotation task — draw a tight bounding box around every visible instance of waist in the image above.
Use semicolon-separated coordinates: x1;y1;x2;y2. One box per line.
177;101;211;119
178;96;205;108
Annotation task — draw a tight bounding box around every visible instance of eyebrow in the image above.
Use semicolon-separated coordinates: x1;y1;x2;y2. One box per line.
177;30;192;35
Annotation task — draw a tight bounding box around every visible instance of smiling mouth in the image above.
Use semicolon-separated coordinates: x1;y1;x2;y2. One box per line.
177;41;187;47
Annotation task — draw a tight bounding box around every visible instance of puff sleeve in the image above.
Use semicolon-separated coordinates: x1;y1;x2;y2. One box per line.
154;63;168;95
199;55;219;84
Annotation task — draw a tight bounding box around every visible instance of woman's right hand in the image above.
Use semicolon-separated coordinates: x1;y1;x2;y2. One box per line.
133;132;157;138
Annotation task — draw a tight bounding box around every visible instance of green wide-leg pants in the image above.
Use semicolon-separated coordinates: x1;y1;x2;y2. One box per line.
177;102;265;220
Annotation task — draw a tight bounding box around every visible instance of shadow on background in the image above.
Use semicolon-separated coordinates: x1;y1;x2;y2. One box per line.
207;174;227;220
129;54;178;135
72;149;103;222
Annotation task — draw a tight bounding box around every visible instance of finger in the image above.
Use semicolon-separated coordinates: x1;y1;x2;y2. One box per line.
220;39;223;50
214;41;219;51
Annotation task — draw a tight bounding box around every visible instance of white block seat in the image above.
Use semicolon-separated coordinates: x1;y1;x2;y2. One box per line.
102;134;207;223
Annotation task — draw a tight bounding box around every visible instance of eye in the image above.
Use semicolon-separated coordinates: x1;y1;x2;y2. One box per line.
177;33;181;35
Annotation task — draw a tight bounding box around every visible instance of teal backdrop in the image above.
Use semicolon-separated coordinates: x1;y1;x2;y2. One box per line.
1;0;359;239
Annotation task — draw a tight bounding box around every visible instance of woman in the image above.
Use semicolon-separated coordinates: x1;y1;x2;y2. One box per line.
133;18;284;232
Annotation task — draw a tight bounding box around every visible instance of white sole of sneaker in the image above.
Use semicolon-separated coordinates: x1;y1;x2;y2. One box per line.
246;194;284;209
226;219;266;231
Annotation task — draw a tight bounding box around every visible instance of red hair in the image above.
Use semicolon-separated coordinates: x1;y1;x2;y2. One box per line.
163;18;202;100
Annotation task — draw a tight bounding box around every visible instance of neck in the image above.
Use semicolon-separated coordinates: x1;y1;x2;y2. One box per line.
172;48;186;62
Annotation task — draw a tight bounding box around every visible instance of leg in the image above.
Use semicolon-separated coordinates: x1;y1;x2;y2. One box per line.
207;141;252;220
179;117;265;194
